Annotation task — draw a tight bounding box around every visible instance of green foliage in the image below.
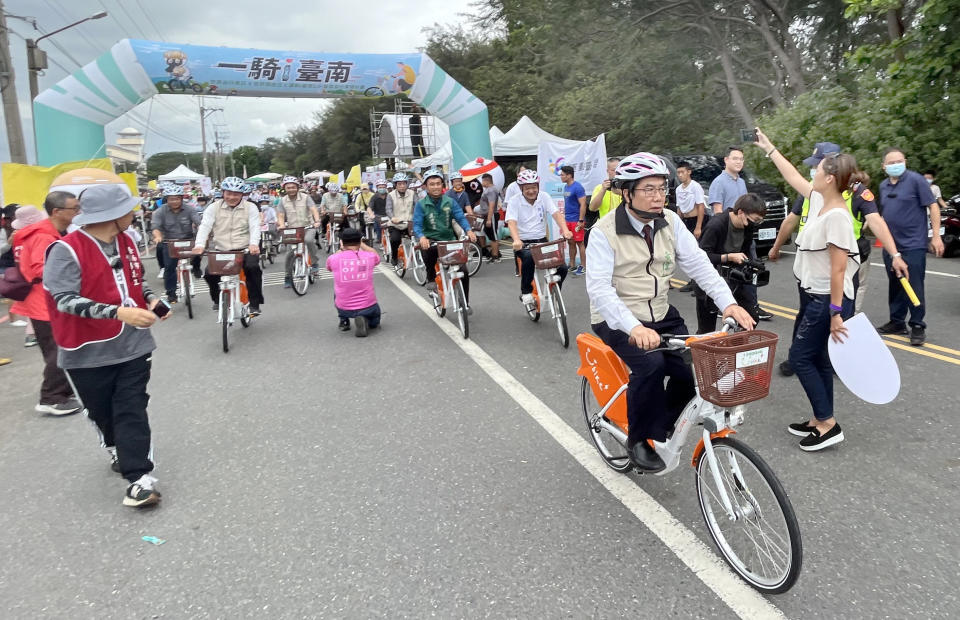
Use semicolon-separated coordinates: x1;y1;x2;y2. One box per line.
145;151;205;179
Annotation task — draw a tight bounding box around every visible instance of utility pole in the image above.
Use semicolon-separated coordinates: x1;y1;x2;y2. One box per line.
230;151;236;177
0;0;28;163
198;97;222;177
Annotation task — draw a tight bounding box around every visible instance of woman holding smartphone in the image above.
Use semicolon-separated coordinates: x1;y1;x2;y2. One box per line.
43;184;168;507
753;128;860;452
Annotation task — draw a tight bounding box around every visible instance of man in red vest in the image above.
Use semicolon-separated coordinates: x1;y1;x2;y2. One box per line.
43;184;168;508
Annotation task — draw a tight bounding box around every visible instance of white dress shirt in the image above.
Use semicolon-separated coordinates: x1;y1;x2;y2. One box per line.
505;191;557;239
586;210;736;333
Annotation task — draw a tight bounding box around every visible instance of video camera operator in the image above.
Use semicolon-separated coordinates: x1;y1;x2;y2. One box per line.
694;193;768;333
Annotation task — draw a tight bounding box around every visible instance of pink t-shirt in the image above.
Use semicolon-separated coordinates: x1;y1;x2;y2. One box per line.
326;249;381;310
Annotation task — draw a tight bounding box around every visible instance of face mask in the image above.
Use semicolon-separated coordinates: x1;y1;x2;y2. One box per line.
885;163;906;177
809;169;816;180
377;188;386;194
926;178;934;185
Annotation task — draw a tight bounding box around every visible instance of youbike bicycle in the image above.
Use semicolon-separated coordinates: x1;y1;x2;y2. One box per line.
379;217;393;262
463;214;486;277
364;214;378;245
280;226;316;296
427;241;470;339
166;240;197;319
260;227;279;269
577;320;801;593
392;221;414;279
517;241;569;348
323;213;343;254
205;251;251;353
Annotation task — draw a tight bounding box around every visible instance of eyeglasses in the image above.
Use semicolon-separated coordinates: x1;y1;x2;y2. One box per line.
633;186;668;197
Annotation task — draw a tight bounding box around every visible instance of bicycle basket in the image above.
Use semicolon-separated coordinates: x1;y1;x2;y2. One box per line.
689;330;778;406
280;227;305;244
437;241;468;265
466;214;485;232
205;252;244;276
530;241;565;270
332;213;345;226
166;240;195;259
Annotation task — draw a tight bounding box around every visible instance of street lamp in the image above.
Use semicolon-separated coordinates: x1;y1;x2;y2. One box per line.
26;11;108;103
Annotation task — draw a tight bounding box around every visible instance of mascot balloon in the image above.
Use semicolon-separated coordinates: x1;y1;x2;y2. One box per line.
459;157;504;208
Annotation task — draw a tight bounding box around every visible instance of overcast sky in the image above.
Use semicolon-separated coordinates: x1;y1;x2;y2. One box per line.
2;0;473;164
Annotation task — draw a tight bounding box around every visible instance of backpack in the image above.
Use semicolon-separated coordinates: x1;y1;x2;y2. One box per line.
0;265;38;301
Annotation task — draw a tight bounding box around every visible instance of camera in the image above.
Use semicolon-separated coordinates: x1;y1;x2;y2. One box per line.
720;257;769;287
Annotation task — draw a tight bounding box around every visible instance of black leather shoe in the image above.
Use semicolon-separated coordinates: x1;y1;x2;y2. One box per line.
628;441;666;473
779;360;795;377
877;321;908;335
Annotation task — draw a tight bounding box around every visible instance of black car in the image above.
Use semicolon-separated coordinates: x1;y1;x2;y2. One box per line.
661;154;788;248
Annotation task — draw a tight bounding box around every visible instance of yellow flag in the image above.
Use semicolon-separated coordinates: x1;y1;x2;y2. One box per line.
1;158;114;209
345;164;362;189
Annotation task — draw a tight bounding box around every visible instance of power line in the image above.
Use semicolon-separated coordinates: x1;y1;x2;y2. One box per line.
133;0;167;41
98;0;149;39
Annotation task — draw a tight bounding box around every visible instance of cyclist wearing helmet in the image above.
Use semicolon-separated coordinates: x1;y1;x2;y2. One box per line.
319;182;347;236
414;169;478;304
152;183;202;302
444;173;471;212
192;176;265;316
585;153;755;472
385;173;415;265
506;170;573;306
277;176;321;283
368;180;389;239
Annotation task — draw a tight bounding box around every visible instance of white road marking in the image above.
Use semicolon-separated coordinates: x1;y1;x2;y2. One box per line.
382;269;787;620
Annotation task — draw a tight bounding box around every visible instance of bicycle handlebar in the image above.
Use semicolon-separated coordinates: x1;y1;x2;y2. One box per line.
646;318;740;352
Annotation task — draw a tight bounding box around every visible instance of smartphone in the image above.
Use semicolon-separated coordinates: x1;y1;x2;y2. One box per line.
152;299;171;318
740;129;758;143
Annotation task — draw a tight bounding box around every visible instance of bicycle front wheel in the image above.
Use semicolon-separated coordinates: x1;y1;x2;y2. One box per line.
221;299;230;353
413;253;427;286
395;247;407;278
454;279;469;339
695;436;802;594
292;255;308;296
466;242;482;277
183;274;193;320
580;376;631;472
550;284;569;348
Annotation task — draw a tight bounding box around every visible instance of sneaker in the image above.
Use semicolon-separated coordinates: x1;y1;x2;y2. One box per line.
123;475;161;507
156;268;164;280
678;282;694;293
520;293;535;306
787;420;816;437
35;400;82;416
108;447;120;474
310;267;321;276
757;310;773;321
355;316;369;337
799;423;844;451
24;335;38;348
909;326;926;346
486;255;502;264
779;360;795;377
338;320;351;332
574;266;585;276
876;321;908;335
191;268;203;279
167;293;178;304
9;319;27;327
466;305;474;316
211;303;219;312
283;279;292;289
425;282;438;293
249;306;261;317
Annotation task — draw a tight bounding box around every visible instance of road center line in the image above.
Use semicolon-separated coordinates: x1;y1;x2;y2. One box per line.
382;269;787;620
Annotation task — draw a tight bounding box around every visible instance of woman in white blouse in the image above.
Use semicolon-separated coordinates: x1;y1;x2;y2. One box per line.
754;128;861;452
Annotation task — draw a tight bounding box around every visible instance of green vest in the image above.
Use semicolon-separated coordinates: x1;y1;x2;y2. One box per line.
419;194;457;241
798;190;863;238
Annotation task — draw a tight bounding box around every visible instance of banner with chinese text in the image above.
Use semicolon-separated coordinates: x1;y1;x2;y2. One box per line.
536;135;607;240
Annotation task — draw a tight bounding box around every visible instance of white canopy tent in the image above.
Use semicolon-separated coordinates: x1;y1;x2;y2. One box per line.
494;115;582;157
412;126;505;169
304;170;333;180
158;164;203;182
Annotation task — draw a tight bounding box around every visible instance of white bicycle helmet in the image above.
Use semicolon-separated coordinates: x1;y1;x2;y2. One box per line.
282;175;300;187
422;168;444;182
386;182;394;189
516;169;540;185
220;176;246;192
325;182;341;192
161;183;185;197
391;173;408;183
614;152;669;184
375;179;387;187
449;172;463;181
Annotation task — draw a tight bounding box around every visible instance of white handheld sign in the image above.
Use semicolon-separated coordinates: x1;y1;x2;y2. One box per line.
827;313;901;404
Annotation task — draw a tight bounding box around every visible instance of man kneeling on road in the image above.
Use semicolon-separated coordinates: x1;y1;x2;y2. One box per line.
192;176;264;316
326;227;381;336
586;153;755;473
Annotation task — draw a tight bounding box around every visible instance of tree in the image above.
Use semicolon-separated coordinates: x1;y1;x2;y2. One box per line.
145;151;204;179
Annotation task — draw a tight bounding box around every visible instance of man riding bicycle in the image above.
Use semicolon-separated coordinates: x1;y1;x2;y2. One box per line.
585;153;755;472
152;183;202;302
413;169;478;304
385;173;416;265
192;176;265;316
319;182;347;238
276;175;321;285
505;169;573;305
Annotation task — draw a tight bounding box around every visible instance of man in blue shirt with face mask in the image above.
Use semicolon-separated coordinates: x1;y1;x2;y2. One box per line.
877;147;943;346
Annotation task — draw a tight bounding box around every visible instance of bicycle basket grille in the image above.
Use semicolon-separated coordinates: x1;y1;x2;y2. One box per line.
530;242;565;269
205;252;244;275
280;227;305;244
689;330;778;406
437;241;468;265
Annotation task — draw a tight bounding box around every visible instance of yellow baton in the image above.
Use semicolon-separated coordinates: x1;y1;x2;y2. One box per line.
899;277;921;307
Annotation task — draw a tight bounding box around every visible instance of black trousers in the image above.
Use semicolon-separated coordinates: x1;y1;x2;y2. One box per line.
66;354;154;483
516;238;568;295
694;279;759;334
31;318;75;404
389;227;406;264
593;306;695;445
422;244;470;301
204;253;264;306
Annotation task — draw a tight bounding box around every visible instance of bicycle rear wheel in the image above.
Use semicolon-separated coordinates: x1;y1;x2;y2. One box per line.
292;255;308;296
183;272;193;320
550;284;569;348
221;299;230;353
466;242;482;276
395;246;407;278
454;279;468;339
695;436;802;594
580;377;631;472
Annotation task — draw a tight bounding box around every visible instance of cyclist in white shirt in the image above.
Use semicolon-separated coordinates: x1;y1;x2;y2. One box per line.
506;169;573;305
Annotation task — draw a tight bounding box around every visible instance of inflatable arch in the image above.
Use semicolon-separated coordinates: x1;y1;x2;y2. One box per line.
34;39;491;169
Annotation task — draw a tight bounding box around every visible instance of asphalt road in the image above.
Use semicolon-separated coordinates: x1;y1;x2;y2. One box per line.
1;240;959;619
